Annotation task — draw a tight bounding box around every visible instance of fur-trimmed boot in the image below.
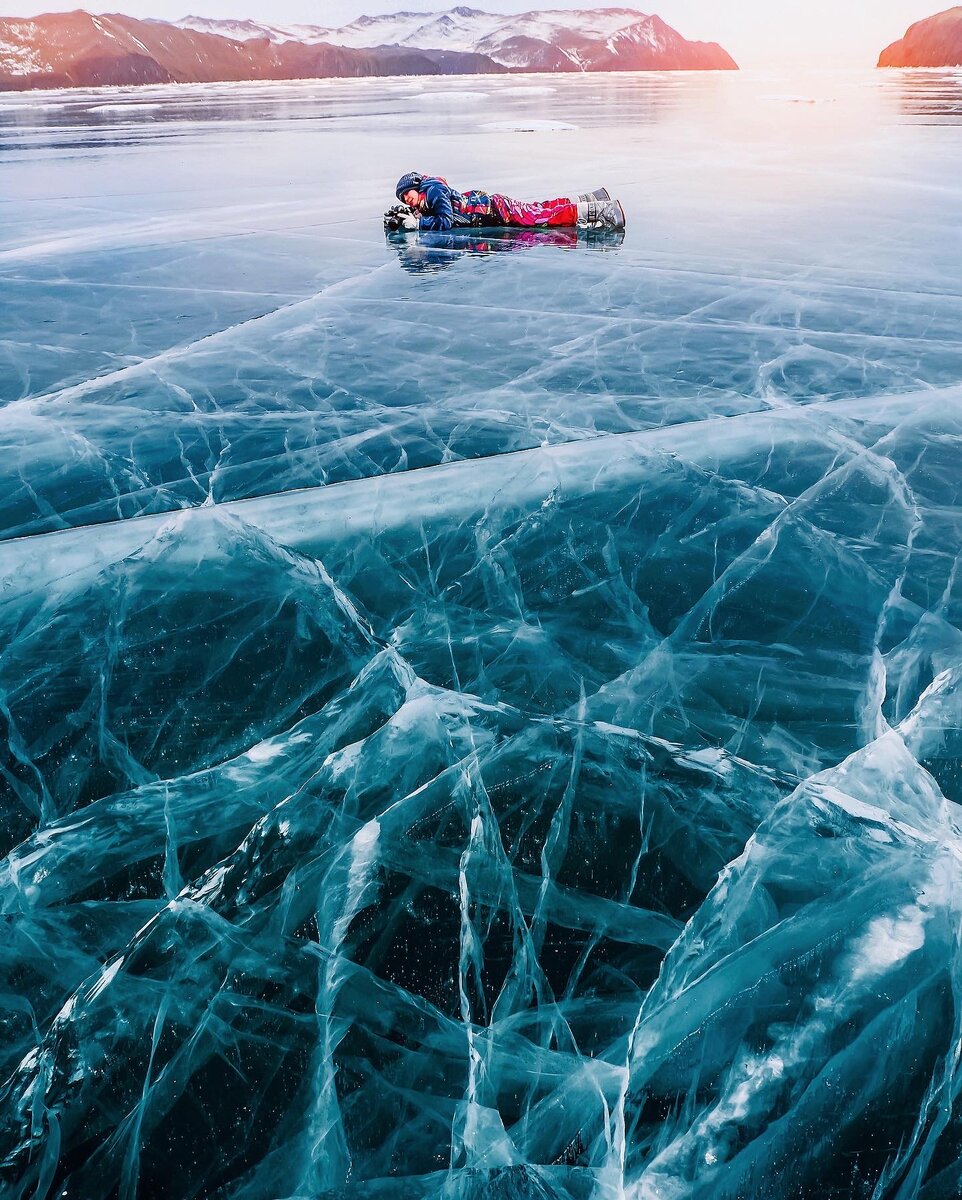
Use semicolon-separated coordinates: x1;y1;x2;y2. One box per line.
577;187;611;203
576;197;626;230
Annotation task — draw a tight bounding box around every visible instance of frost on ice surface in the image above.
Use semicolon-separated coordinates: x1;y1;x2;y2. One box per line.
0;70;961;1198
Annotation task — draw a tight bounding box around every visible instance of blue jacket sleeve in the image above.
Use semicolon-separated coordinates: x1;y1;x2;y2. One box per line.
419;180;454;231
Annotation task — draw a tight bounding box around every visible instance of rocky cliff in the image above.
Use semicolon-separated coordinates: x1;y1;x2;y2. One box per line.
879;6;962;67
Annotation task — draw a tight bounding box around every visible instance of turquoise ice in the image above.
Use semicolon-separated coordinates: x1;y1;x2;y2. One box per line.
0;68;961;1198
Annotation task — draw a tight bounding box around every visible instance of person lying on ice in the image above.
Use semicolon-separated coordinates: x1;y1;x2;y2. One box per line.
388;172;626;232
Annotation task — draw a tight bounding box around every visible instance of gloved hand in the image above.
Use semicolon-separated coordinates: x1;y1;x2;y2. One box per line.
383;204;419;232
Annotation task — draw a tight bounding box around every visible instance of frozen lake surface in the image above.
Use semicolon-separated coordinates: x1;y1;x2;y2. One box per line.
0;68;961;1199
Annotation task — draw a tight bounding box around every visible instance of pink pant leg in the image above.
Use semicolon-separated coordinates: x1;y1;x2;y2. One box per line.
491;195;579;227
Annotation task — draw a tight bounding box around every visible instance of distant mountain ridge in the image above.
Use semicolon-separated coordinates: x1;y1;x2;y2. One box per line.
0;6;737;91
878;6;962;67
173;7;737;72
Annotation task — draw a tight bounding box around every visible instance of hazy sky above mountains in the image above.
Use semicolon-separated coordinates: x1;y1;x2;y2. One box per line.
1;0;936;66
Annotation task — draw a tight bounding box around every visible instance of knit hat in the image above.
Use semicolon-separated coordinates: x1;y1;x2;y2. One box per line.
395;172;425;201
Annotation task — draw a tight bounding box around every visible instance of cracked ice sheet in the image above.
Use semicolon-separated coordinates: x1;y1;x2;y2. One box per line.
0;67;961;1200
2;71;962;537
3;261;962;538
0;235;389;402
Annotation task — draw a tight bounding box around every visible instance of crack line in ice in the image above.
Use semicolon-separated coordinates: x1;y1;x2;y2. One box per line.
0;386;953;600
15;261;397;409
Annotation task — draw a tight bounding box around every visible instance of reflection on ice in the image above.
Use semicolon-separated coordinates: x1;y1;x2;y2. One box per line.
0;68;961;1199
386;225;625;274
888;68;962;122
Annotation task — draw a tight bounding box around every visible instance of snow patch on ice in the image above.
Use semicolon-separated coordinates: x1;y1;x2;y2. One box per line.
87;102;163;112
761;94;838;104
496;85;557;95
411;90;488;105
481;119;577;131
245;741;287;764
846;905;928;985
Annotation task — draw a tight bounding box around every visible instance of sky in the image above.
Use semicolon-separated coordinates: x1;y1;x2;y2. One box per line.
0;0;941;66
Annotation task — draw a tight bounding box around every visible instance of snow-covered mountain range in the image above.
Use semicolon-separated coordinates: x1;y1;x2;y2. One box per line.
177;6;655;50
173;7;735;72
0;7;737;92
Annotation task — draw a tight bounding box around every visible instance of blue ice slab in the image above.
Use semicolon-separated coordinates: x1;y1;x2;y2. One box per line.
0;68;961;1200
2;244;961;538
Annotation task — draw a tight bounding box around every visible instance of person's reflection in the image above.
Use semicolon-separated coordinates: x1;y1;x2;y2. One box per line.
386;226;625;274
